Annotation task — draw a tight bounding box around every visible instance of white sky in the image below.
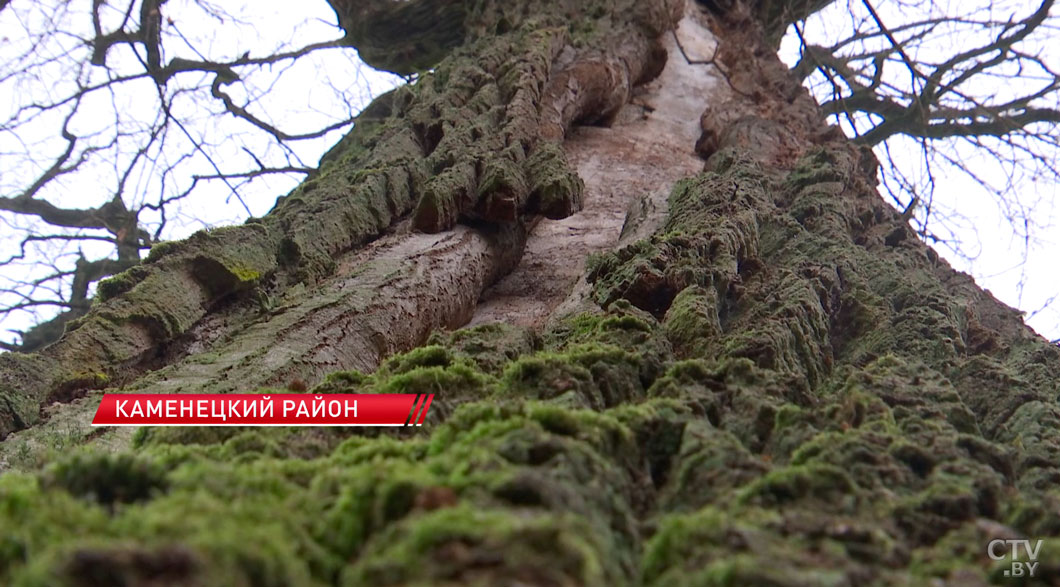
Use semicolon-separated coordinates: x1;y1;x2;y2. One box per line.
779;0;1060;341
0;0;1057;344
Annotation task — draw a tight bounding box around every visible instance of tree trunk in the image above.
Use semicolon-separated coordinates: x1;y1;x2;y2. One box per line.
2;0;1060;585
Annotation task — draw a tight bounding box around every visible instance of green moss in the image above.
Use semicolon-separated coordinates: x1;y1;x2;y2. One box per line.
547;306;653;349
343;505;609;586
376;364;494;399
502;354;599;408
664;285;722;357
312;369;369;393
144;240;182;263
216;431;286;461
10;541;204;587
586;239;676;314
784;147;847;190
0;474;111;575
312;460;442;568
109;491;316;586
52;371;110;399
840;356;980;434
642;506;863;586
585;166;767;327
526;140;585;218
378;345;455;374
475;155;530;222
95;265;151;301
736;463;858;509
332;435;428;465
500;343;646;410
607;398;691;482
773;404;807;430
40;452;168;509
892;462;1003;545
8;24;1060;585
657;421;769;512
133;425;244;449
427;322;540;375
1005;493;1060;538
544;312;607;347
907;522;992;582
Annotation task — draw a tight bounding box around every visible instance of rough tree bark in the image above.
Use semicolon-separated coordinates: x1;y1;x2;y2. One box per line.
2;0;1060;585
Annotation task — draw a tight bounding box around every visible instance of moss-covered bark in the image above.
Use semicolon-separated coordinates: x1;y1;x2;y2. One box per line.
0;0;681;438
3;0;1060;585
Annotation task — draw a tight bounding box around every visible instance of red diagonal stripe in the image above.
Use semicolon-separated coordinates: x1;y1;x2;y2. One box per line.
417;394;434;426
404;394;423;427
411;393;427;425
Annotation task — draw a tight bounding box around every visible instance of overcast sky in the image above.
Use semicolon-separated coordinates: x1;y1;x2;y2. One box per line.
779;0;1060;341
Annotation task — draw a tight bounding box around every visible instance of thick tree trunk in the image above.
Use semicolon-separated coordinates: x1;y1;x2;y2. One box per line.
2;0;1060;585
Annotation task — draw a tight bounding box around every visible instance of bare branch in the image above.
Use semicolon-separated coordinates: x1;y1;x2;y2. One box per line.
0;0;393;349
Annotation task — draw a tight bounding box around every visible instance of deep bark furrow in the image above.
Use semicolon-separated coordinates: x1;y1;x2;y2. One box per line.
471;5;716;329
134;224;524;395
0;0;683;438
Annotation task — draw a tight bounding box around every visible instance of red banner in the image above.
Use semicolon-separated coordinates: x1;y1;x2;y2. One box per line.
91;393;435;427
